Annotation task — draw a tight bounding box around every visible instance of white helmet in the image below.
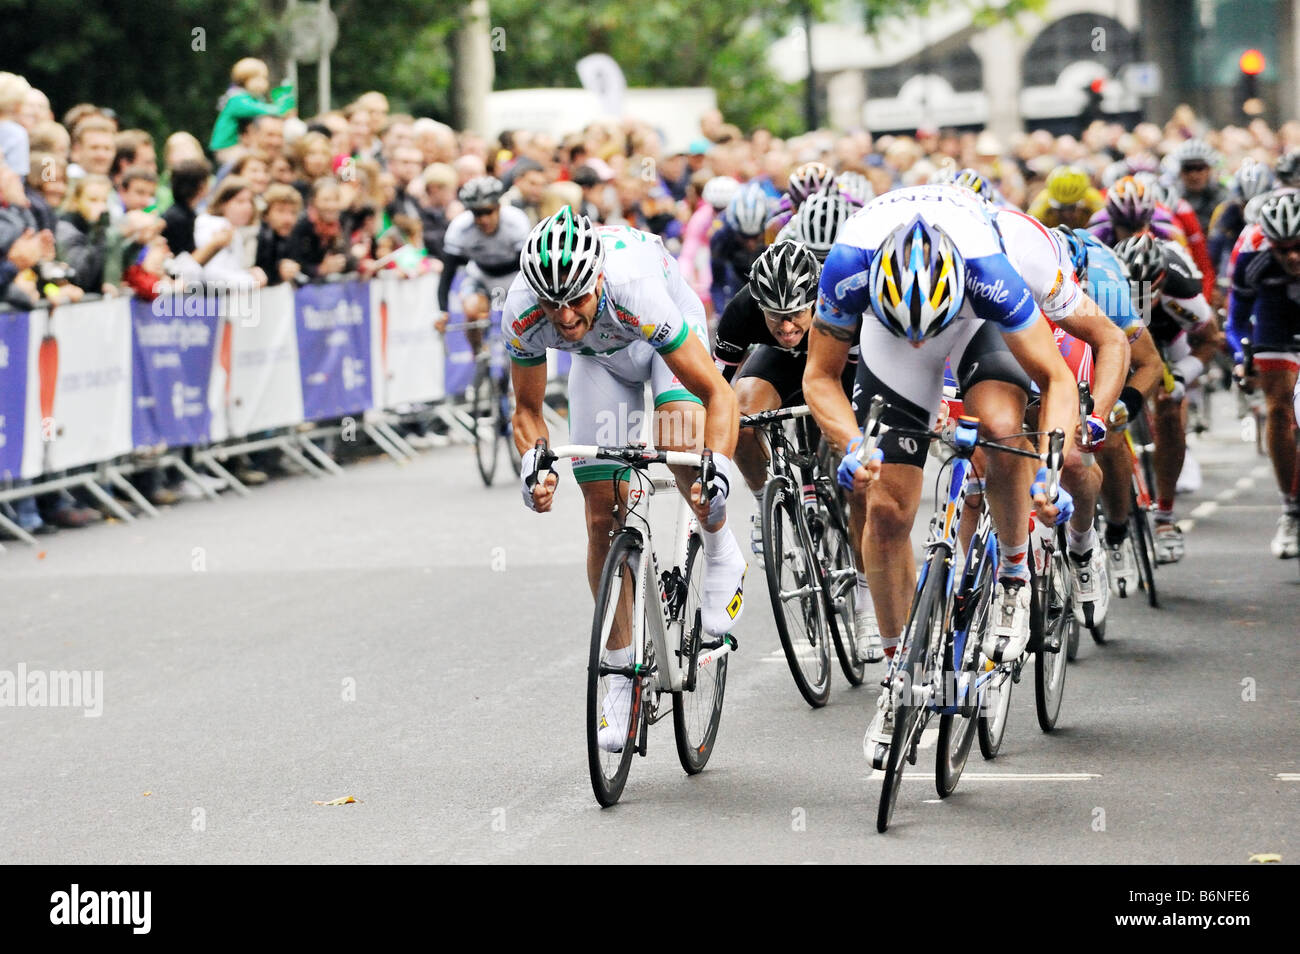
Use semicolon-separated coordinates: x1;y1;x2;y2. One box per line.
836;170;874;205
725;183;770;237
702;176;740;211
1172;138;1219;169
792;191;852;260
519;206;605;303
1258;191;1300;243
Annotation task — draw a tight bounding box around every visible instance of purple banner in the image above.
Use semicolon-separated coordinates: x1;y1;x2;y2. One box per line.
443;272;477;398
295;281;373;419
130;299;219;447
0;310;30;477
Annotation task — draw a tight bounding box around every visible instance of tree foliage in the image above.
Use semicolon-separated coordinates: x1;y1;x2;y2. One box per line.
0;0;1042;145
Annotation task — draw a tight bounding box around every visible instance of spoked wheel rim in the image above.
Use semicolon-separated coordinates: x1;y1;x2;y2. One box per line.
587;534;644;807
977;665;1013;759
818;495;867;686
674;534;728;774
472;371;501;486
762;481;831;707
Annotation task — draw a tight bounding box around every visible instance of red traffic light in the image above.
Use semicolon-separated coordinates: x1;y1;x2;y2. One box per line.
1239;49;1266;76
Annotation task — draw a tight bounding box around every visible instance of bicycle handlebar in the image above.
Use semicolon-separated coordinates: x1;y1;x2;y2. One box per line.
739;405;812;428
531;440;718;505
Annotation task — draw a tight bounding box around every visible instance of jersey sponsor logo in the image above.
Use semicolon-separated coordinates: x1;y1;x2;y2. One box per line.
968;275;1011;304
512;307;543;335
641;323;657;339
833;271;871;299
649;323;673;345
613;304;639;327
897;436;919;456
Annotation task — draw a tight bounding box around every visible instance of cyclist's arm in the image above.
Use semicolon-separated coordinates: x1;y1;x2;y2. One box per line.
712;288;755;383
1003;319;1077;454
661;331;739;457
1225;248;1259;361
509;357;549;455
803;319;858;455
1052;293;1130;416
1128;326;1164;401
437;250;469;312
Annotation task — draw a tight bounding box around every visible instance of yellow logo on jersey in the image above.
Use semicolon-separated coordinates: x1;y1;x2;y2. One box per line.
641;323;656;339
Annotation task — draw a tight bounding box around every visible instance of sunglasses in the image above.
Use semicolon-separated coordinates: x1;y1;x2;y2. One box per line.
538;286;597;311
470;206;497;219
1181;163;1210;173
1272;239;1300;255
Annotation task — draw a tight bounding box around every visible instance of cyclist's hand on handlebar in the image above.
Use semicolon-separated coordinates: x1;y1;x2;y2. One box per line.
689;451;732;531
1030;465;1074;526
434;311;449;334
837;437;882;493
520;447;558;513
1075;414;1107;450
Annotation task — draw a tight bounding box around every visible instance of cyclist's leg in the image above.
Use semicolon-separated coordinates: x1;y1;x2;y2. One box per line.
955;322;1035;660
460;274;491;353
1151;390;1187;550
1258;357;1300;555
732;351;788;494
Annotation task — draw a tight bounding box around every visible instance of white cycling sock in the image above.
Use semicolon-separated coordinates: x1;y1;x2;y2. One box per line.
855;571;872;611
605;645;633;668
701;523;739;559
1067;523;1096;558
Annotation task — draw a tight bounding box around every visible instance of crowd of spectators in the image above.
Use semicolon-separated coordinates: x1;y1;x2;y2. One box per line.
3;54;1299;538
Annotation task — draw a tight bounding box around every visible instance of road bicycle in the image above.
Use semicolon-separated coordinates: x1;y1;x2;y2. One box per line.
740;405;867;708
855;395;1071;832
533;441;738;807
443;319;522;486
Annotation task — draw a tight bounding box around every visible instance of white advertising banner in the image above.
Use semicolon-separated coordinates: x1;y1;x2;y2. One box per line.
210;284;304;440
43;300;133;471
370;274;444;408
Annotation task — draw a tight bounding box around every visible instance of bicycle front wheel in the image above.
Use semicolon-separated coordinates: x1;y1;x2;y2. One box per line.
673;532;728;774
1130;484;1159;609
587;531;646;807
472;367;501;486
878;547;947;832
762;479;832;708
936;534;993;797
977;663;1014;760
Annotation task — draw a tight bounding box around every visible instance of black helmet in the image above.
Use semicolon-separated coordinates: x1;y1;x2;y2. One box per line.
749;241;821;313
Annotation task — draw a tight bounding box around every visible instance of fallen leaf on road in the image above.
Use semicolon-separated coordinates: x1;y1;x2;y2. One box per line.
37;551;46;560
1248;853;1281;864
313;795;358;806
142;791;151;797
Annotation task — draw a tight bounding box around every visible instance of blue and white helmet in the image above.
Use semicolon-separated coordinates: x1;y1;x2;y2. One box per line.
867;216;966;343
1232;159;1274;202
725;183;770;237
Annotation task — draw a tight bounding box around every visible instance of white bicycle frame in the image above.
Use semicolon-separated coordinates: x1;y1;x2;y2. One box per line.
548;445;736;694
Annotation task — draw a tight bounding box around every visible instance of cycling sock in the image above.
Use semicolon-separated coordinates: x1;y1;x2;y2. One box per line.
605;645;633;668
1283;494;1299;518
701;523;738;559
998;539;1030;584
1156;497;1174;516
1155;508;1175;525
881;633;900;658
1067;524;1096;558
1105;521;1129;547
855;571;872;611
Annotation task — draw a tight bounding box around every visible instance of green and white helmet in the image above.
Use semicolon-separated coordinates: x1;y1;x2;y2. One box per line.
520;205;605;302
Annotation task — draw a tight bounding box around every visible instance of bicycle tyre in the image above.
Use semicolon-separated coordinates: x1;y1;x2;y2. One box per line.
587;531;645;807
936;534;993;797
762;478;832;708
472;367;500;487
1130;482;1159;609
673;532;728;774
499;373;523;472
1033;534;1070;732
819;487;867;686
877;547;947;832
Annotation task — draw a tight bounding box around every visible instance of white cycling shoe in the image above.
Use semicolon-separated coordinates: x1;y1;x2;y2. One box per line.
863;690;894;770
982;579;1032;663
1270;514;1299;559
597;674;633;753
749;511;765;566
853;611;885;663
701;538;746;636
1107;539;1138;597
1154;523;1185;564
1070;547;1110;627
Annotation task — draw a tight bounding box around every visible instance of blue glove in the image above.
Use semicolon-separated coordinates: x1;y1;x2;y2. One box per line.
837;437;882;491
1031;465;1074;525
1083;413;1107;448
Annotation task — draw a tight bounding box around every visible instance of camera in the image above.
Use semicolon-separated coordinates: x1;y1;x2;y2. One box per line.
37;261;76;283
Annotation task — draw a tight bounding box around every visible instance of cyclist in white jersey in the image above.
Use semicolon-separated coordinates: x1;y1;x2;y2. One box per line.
434;176;532;348
804;185;1092;768
506;207;746;751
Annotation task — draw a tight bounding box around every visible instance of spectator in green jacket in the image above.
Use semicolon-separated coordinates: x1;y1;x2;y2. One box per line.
210;58;295;160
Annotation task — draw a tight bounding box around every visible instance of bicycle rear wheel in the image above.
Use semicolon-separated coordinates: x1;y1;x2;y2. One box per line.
762;479;832;708
818;489;867;686
1129;483;1159;609
878;547;947;832
472;367;501;486
1033;534;1070;732
499;373;522;472
587;531;646;807
936;534;993;797
673;532;728;774
977;663;1014;760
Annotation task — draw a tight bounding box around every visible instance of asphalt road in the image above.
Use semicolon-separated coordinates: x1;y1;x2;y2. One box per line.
2;393;1296;864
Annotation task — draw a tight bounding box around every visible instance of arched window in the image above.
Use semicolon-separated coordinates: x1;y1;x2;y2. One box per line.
868;45;982;99
1021;14;1139;87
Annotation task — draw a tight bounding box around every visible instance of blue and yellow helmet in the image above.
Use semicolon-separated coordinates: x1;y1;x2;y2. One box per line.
1053;225;1089;283
867;217;966;343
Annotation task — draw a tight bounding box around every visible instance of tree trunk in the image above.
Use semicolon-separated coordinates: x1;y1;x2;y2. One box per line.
453;0;494;134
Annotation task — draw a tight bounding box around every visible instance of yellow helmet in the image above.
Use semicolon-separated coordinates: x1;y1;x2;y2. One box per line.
1046;165;1091;206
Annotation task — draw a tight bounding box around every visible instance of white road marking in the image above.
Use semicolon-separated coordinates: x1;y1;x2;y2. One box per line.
1274;773;1300;781
1189;501;1219;520
867;770;1099;782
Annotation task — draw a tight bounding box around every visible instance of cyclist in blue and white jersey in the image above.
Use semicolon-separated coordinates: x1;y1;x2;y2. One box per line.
803;185;1109;767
